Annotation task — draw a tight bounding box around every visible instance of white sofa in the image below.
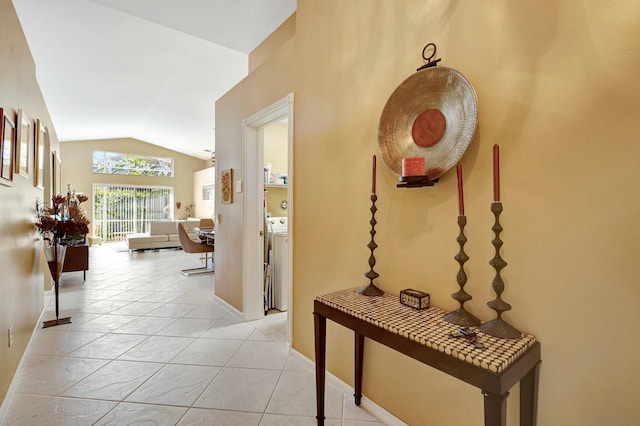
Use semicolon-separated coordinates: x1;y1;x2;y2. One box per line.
126;220;200;251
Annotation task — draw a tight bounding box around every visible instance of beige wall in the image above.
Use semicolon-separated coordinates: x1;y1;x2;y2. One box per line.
266;186;287;217
0;0;60;404
217;1;640;425
264;121;288;177
215;21;297;311
264;121;288;217
60;138;208;232
249;13;296;73
193;167;215;219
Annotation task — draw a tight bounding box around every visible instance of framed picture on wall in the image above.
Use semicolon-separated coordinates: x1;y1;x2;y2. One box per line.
202;183;214;201
51;151;57;196
34;119;45;189
56;151;62;195
16;109;31;177
221;169;233;204
1;108;16;186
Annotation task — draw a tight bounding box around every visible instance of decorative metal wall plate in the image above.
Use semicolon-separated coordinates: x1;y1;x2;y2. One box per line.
378;66;478;180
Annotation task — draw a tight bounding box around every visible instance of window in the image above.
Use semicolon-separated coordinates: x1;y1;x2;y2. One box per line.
202;183;214;201
93;184;173;242
93;151;174;177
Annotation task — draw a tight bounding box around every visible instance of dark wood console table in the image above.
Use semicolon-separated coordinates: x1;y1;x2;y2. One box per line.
63;244;89;280
314;288;541;426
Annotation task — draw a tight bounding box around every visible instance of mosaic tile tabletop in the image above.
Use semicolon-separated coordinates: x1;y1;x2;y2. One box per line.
316;288;537;374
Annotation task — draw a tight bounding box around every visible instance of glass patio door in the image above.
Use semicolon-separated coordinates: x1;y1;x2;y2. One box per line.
93;184;173;242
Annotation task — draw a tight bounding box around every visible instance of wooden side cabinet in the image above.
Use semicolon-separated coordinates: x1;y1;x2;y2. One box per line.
63;244;89;280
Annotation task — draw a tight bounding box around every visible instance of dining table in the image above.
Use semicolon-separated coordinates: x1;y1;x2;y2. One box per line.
195;227;215;246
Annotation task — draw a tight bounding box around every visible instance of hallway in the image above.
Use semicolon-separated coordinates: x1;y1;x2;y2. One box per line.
1;245;384;425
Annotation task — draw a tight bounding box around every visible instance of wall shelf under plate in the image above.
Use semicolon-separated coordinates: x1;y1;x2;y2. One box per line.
396;176;439;188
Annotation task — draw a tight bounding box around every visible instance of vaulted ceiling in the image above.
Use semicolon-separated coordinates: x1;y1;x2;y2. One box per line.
13;0;296;160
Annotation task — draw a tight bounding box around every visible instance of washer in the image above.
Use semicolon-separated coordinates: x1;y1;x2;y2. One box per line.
267;216;287;233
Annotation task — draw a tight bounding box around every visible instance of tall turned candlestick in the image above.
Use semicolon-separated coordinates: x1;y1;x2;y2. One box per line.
444;215;480;326
479;202;521;339
362;194;384;296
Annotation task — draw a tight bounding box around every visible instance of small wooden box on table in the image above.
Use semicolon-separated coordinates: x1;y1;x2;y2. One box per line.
314;288;541;426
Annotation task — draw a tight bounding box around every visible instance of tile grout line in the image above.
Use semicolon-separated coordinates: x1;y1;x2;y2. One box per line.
3;245;388;425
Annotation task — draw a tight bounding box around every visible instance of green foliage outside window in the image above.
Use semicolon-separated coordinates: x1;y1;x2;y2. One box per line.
93;185;173;241
93;151;174;177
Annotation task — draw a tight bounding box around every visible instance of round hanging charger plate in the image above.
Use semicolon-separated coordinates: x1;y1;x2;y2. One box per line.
378;66;478;180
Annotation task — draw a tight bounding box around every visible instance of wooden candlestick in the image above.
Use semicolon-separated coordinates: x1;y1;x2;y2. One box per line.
362;194;383;296
444;215;480;326
479;202;521;339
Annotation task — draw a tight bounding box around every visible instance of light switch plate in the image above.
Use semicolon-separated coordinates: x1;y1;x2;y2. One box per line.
235;180;243;193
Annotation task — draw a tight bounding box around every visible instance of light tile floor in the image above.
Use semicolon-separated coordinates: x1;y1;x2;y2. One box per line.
1;244;385;425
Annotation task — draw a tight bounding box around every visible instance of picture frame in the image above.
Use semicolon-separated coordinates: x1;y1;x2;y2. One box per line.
1;108;16;186
56;151;62;195
202;182;214;201
51;151;57;196
221;169;233;204
34;119;45;189
16;108;31;177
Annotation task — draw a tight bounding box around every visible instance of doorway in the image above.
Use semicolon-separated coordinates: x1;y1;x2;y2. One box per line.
241;94;294;344
93;184;174;242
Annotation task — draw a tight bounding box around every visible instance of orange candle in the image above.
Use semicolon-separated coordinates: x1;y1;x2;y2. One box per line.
493;144;500;202
456;163;464;216
402;157;425;177
372;154;377;194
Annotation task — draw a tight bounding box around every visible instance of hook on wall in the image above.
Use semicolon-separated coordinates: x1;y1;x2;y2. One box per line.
416;42;442;71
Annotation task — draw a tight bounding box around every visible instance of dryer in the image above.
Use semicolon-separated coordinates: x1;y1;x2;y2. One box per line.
266;217;288;311
272;232;288;311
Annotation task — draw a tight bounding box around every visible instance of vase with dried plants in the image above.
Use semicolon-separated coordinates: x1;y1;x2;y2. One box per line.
35;184;90;328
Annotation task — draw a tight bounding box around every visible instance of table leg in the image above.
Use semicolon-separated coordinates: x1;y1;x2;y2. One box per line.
354;332;364;405
314;313;326;425
482;390;509;426
520;361;541;426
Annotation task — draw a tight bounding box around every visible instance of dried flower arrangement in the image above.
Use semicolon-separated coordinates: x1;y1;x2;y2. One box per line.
35;184;91;246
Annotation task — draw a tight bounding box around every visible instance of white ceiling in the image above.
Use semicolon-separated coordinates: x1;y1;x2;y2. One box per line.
12;0;296;160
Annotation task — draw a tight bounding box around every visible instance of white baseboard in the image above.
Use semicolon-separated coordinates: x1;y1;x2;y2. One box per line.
2;295;404;426
212;294;244;321
288;349;408;426
0;291;51;424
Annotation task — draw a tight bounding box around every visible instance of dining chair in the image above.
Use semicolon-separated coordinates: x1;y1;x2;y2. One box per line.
198;218;214;242
177;222;214;275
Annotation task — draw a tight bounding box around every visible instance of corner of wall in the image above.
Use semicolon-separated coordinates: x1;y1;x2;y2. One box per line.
248;12;296;73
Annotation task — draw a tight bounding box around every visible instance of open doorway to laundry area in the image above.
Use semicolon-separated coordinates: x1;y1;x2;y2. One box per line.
242;94;293;343
263;118;289;316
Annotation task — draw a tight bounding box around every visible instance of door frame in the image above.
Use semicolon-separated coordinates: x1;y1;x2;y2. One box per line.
241;93;294;341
